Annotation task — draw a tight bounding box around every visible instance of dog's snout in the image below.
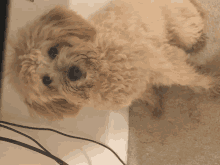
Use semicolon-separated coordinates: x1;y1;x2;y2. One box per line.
42;75;52;86
68;66;83;81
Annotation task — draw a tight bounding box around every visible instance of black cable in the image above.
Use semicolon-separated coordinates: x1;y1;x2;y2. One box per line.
0;121;126;165
0;136;68;165
0;124;51;154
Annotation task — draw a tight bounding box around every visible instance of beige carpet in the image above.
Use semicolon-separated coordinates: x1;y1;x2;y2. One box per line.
127;0;220;164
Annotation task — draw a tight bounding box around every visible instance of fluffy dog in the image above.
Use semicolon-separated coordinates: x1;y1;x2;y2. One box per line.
5;0;218;120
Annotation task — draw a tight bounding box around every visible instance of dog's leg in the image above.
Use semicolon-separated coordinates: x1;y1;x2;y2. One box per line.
153;61;213;94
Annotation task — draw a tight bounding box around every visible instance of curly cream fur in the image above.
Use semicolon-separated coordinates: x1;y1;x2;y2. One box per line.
5;0;217;120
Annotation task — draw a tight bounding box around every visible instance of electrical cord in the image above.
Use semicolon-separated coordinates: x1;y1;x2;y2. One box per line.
0;121;126;165
0;124;51;154
0;136;68;165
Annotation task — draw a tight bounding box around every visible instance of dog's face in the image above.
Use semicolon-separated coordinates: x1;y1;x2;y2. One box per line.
6;7;101;119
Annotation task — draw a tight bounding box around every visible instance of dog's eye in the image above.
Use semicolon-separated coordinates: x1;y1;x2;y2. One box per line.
48;47;58;59
48;42;72;59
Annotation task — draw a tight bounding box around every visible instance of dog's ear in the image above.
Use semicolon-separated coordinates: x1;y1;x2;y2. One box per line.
25;98;81;120
39;6;96;41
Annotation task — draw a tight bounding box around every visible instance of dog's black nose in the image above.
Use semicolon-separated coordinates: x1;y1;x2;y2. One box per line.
42;75;52;86
68;66;83;81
